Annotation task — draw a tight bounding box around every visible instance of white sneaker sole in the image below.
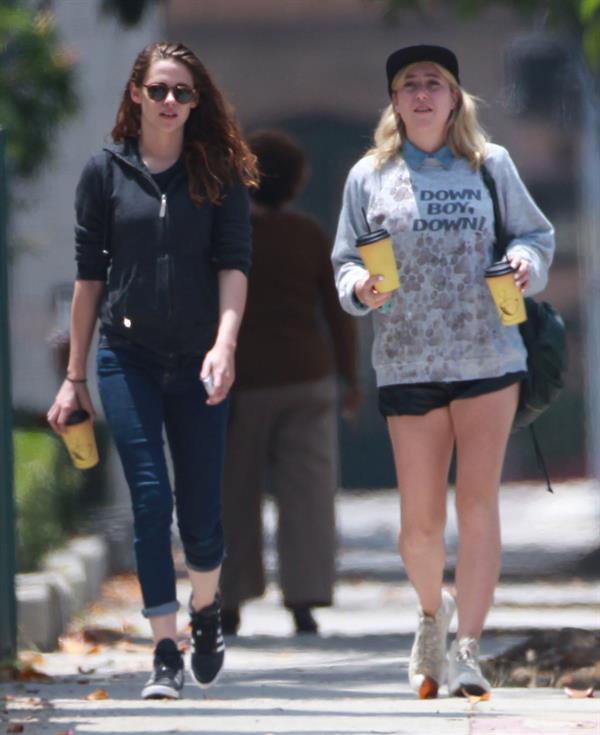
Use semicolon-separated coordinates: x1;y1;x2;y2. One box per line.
141;683;182;700
190;666;222;690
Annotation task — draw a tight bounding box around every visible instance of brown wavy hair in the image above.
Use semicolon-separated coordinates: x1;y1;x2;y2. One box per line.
111;42;258;205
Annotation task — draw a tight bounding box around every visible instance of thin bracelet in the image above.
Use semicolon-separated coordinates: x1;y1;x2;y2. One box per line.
66;376;87;384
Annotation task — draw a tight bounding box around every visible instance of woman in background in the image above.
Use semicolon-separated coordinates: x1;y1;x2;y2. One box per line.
220;130;360;636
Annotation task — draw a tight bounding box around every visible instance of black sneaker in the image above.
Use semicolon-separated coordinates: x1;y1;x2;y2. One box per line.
189;596;225;688
141;638;184;700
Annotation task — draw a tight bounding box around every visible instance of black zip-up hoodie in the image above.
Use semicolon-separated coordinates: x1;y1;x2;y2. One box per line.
74;138;251;357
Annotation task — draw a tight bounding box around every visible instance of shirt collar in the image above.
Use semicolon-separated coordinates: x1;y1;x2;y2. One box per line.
401;139;454;170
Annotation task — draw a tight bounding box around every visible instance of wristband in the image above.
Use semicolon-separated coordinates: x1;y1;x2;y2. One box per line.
66;376;87;384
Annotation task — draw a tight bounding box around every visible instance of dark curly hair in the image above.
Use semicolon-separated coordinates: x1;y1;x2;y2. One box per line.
112;41;258;205
248;130;307;209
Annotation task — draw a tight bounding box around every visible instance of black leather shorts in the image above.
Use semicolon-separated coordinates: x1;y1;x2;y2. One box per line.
378;371;526;417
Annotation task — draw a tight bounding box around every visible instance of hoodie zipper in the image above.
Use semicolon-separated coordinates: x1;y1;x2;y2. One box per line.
158;192;174;318
110;152;175;319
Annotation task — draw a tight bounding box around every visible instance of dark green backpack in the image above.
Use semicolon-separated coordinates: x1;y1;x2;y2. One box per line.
514;297;567;431
480;165;568;491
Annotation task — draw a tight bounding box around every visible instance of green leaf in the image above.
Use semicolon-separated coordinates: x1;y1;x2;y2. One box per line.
0;5;78;179
582;16;600;67
579;0;600;24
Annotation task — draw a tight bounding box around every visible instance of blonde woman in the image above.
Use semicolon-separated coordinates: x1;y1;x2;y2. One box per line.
332;45;554;698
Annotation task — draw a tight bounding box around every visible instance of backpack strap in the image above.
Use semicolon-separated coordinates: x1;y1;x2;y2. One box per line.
480;163;508;262
480;164;555;495
529;424;554;494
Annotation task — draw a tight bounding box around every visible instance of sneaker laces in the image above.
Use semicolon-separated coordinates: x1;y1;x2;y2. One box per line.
153;641;181;676
456;637;480;670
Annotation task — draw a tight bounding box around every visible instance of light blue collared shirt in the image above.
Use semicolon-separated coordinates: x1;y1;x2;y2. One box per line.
401;139;454;170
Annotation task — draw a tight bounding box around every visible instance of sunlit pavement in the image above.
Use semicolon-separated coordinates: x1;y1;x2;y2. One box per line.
1;480;598;734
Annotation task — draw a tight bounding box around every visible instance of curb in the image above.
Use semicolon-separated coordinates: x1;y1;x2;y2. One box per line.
15;534;109;651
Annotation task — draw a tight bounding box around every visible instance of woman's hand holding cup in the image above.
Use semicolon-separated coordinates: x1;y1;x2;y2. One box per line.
355;273;393;310
506;253;531;292
47;379;95;435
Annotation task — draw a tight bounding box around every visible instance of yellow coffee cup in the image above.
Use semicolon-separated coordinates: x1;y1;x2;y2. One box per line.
356;228;400;293
484;260;527;326
62;409;99;469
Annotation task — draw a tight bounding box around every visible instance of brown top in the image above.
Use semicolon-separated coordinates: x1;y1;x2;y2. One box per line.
235;209;358;389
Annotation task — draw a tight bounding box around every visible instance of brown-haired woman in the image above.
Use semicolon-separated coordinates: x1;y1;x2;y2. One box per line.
47;42;258;699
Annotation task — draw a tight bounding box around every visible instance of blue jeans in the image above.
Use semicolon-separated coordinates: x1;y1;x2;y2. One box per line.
96;335;228;618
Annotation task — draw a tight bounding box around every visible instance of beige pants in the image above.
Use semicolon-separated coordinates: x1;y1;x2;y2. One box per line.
220;377;338;609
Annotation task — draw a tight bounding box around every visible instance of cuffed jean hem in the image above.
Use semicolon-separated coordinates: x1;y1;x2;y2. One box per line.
142;599;181;619
185;556;224;573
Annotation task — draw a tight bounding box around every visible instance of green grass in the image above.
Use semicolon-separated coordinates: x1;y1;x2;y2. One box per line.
13;429;84;572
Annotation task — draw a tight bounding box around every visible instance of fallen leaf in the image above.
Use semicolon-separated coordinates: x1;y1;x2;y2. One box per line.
19;653;45;668
564;686;595;699
77;666;96;675
77;679;90;685
55;730;74;735
14;664;52;683
462;688;491;704
85;688;109;701
58;633;98;656
86;601;108;615
101;573;142;605
7;724;24;733
120;621;138;636
79;627;124;645
114;640;153;654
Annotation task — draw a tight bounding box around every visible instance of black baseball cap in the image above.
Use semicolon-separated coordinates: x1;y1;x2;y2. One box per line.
386;45;460;95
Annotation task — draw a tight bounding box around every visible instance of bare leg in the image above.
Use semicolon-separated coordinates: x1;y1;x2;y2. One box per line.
147;566;220;644
449;383;518;639
149;613;178;645
188;566;221;612
387;408;454;616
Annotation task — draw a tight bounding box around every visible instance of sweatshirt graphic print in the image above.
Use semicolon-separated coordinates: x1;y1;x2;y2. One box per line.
332;144;555;387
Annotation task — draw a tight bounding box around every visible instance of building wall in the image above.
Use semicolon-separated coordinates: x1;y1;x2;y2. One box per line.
9;1;588;485
10;0;162;411
165;0;586;484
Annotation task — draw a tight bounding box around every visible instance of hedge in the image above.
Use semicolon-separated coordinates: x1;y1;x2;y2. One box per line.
13;413;109;572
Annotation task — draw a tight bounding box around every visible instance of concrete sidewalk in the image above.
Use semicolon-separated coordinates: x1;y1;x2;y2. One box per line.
2;632;598;734
2;480;599;734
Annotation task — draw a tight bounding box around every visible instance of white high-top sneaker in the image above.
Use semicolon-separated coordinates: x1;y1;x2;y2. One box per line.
448;635;491;698
408;589;456;699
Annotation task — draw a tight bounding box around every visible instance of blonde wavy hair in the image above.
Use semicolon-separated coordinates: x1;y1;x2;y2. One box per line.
367;63;488;169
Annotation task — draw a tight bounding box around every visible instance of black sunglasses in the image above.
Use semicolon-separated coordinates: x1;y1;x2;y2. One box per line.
143;83;195;104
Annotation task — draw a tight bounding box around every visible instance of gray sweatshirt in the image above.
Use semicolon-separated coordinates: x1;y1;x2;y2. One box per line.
331;143;555;387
